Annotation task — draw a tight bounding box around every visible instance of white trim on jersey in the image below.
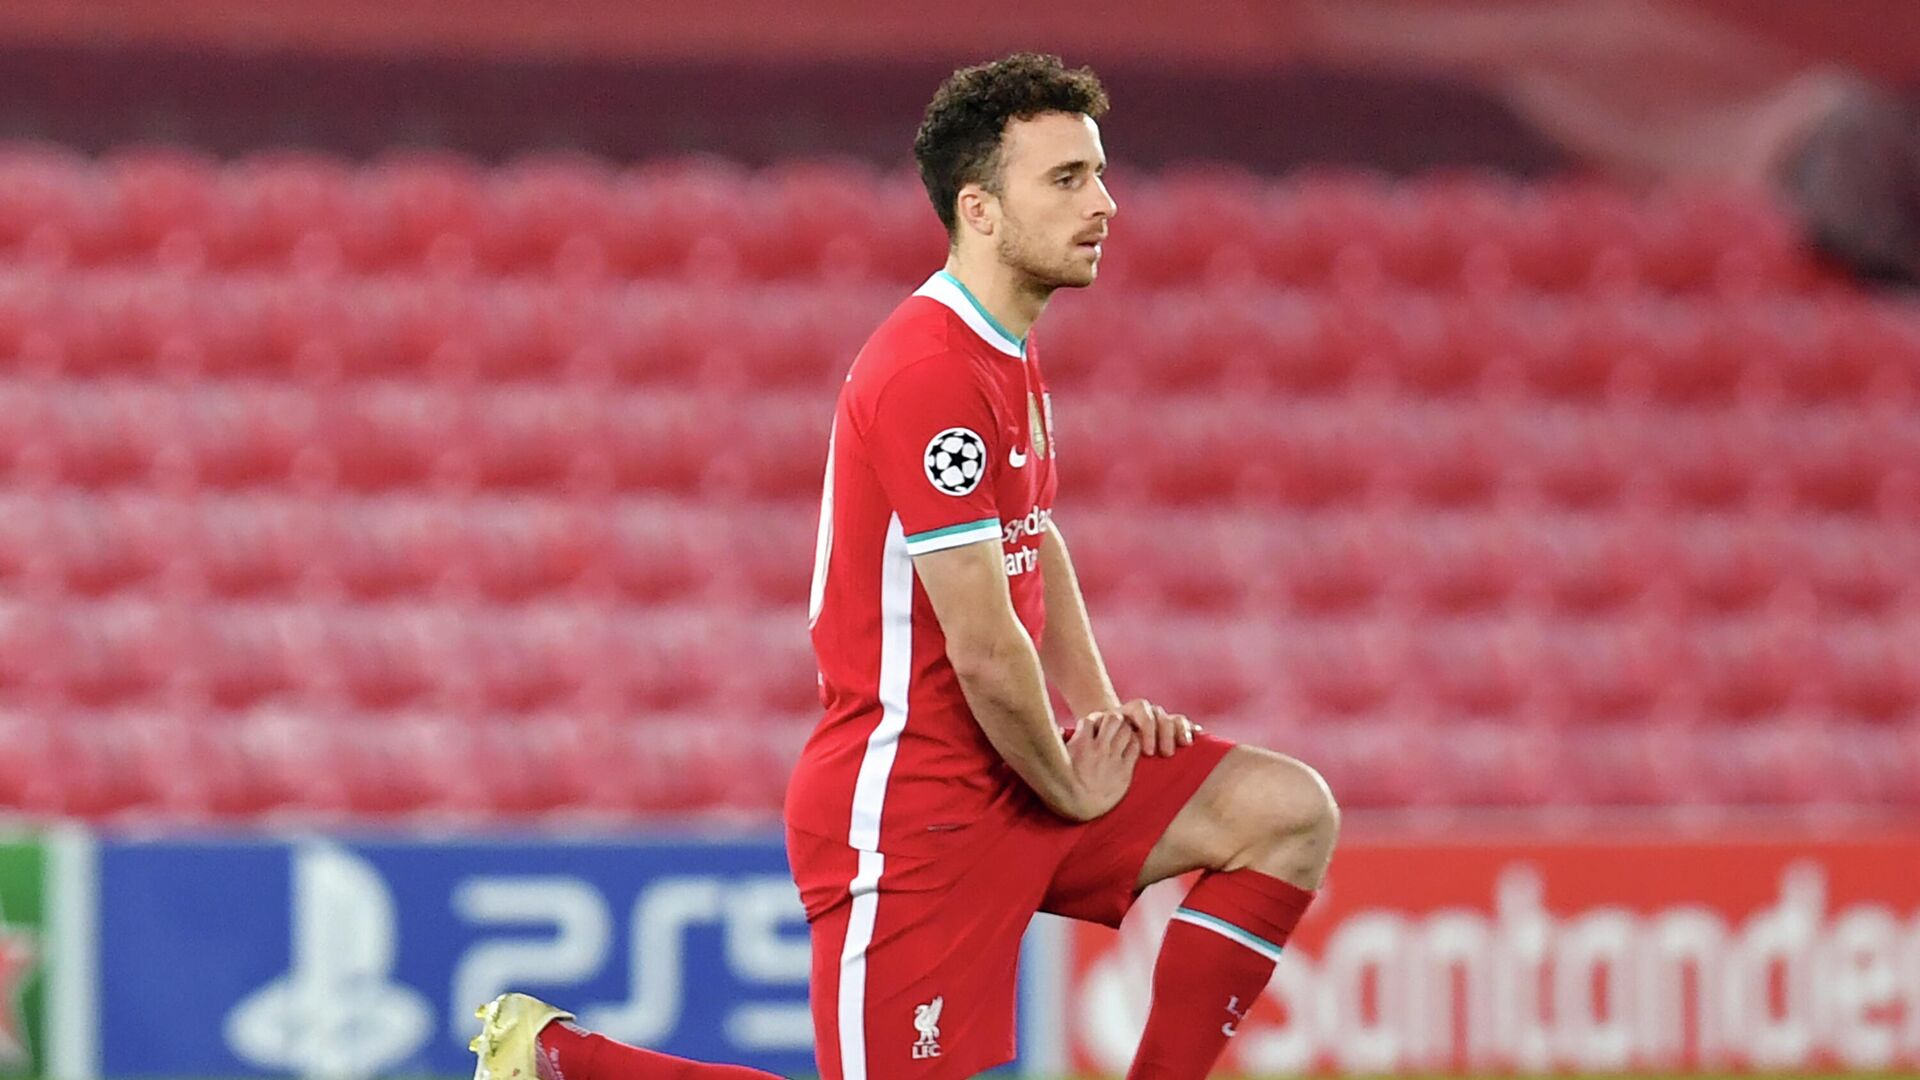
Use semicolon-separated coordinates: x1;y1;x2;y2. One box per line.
808;420;837;628
903;516;1001;556
913;271;1026;359
848;513;915;851
838;848;886;1080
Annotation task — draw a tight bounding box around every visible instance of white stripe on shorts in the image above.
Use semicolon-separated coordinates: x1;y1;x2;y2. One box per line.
838;848;885;1080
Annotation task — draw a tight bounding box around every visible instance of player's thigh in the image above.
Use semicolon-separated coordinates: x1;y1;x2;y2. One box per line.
1134;743;1338;887
1040;732;1235;927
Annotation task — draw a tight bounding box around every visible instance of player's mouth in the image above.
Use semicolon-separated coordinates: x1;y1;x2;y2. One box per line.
1074;231;1106;256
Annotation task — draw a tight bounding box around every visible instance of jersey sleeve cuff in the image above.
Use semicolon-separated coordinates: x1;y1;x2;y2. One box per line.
903;517;1003;556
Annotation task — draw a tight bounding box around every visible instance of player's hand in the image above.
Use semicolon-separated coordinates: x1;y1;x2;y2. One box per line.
1061;712;1140;821
1102;698;1200;757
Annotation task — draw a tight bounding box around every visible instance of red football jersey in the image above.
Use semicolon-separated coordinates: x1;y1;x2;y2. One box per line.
786;270;1060;854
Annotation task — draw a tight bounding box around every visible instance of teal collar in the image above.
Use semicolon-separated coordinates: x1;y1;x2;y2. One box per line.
912;271;1026;358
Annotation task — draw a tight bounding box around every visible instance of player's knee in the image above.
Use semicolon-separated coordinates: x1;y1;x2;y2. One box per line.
1222;750;1339;856
1272;755;1340;848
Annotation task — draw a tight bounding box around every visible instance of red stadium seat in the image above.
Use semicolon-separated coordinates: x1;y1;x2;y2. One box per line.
602;157;755;280
181;383;319;490
1556;722;1699;807
0;494;46;590
1534;516;1664;615
1423;720;1562;807
1786;413;1897;517
182;707;339;818
0;601;50;705
317;383;459;492
343;154;488;272
1533;621;1679;727
0;709;55;809
1271;514;1392;617
1096;612;1265;720
1672;520;1797;615
1405;622;1531;719
323;500;453;601
1281;713;1430;810
104;147;222;265
447;712;604;816
193;496;321;598
322;608;461;710
48;494;178;597
1811;624;1920;725
461;499;597;602
191;606;317;710
44;382;175;489
1274;617;1407;718
47;600;182;708
477;155;617;274
603;499;715;604
320;710;464;816
0;144;116;266
728;508;816;610
205;152;356;271
1224;408;1377;512
36;710;181;818
603;610;729;712
455;386;595;493
1802;521;1912;616
1691;615;1812;723
1506;406;1646;511
459;611;595;714
599;389;743;496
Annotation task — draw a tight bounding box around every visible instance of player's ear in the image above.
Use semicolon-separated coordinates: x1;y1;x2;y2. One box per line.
955;184;997;238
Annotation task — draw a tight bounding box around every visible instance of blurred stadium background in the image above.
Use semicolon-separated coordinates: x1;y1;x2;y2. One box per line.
0;1;1918;1078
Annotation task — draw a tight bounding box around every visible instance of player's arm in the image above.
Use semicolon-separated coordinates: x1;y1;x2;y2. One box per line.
861;352;1134;820
915;539;1131;822
1036;520;1122;717
1037;519;1197;757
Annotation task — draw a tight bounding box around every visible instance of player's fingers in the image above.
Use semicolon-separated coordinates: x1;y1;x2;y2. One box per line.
1145;703;1176;755
1131;701;1162;755
1172;712;1194;746
1079;710;1117;738
1086;712;1111;746
1136;703;1167;753
1126;709;1154;756
1108;706;1143;752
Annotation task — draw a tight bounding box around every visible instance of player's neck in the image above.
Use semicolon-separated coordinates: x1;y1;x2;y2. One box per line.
942;255;1049;347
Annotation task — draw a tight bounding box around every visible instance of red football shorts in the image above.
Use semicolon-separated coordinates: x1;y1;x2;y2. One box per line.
785;732;1235;1080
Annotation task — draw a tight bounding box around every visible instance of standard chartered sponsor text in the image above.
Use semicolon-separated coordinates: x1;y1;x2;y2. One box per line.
1001;506;1051;577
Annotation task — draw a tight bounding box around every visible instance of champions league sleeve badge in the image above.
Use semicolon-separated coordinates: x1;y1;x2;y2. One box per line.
924;427;987;496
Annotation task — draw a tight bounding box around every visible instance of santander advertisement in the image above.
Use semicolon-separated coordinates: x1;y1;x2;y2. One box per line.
1064;830;1920;1077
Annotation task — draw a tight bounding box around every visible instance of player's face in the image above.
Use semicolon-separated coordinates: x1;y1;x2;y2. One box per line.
991;112;1117;290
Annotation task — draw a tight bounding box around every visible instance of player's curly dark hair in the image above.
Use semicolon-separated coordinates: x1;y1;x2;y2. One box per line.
913;52;1110;241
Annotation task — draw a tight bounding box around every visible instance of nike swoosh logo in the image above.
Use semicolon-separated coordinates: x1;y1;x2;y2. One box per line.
1009;446;1029;468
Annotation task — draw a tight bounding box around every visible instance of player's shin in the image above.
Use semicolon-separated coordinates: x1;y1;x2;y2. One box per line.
1124;869;1315;1080
537;1020;784;1080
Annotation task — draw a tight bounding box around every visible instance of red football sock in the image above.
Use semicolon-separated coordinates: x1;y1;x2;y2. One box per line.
1126;869;1316;1080
539;1020;784;1080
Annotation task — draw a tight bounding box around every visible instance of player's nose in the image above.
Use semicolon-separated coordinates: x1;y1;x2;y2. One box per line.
1091;177;1118;220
